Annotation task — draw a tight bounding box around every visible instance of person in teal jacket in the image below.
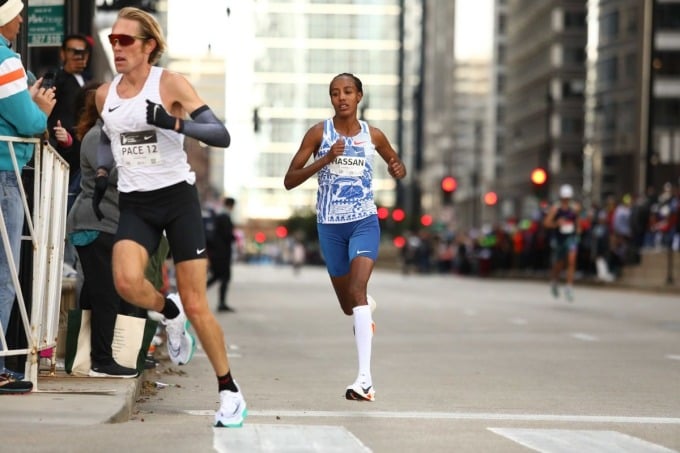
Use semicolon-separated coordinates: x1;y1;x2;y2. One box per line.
0;0;56;394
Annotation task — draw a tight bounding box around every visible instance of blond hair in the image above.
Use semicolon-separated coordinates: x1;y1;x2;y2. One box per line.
117;7;166;64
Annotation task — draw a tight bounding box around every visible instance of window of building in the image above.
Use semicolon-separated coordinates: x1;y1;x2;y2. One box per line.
600;10;619;40
654;51;680;76
624;52;637;80
656;3;680;30
561;117;584;135
597;56;618;83
564;47;586;64
562;79;584;98
564;11;586;29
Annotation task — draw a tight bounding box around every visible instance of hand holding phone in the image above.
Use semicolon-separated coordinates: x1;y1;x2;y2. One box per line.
41;72;55;90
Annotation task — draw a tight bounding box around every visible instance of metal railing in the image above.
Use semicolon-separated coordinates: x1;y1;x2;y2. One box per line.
0;136;68;389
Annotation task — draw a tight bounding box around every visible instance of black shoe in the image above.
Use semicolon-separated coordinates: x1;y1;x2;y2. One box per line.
89;362;139;378
145;356;158;370
0;373;32;394
218;305;235;312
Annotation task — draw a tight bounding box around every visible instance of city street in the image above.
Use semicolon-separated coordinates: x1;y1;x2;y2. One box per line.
5;262;680;452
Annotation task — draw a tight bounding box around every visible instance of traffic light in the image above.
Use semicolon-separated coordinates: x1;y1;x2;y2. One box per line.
441;176;457;204
483;191;498;206
530;167;548;198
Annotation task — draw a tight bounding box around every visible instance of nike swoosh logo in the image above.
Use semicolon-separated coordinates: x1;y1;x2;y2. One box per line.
108;105;121;112
362;386;372;394
357;250;372;255
353;140;367;145
143;135;153;140
196;248;206;255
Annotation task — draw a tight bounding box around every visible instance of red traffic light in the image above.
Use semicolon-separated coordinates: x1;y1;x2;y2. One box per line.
275;225;288;238
377;206;389;220
530;168;547;185
420;214;433;226
483;191;498;206
393;236;406;248
441;176;457;193
391;208;406;222
254;231;266;243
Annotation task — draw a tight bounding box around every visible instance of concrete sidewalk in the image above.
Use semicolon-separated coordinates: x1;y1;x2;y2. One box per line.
0;370;144;426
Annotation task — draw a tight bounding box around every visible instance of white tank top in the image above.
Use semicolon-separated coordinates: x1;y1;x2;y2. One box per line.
315;118;377;224
101;66;194;193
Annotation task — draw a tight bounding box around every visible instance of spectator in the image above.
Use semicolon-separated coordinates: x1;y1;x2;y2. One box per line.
0;0;56;393
207;197;236;312
48;33;92;211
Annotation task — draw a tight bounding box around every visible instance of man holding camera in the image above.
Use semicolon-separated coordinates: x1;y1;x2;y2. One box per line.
47;33;92;211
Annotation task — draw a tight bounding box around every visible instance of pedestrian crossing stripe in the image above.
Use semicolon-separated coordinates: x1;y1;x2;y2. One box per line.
489;428;677;453
213;424;370;453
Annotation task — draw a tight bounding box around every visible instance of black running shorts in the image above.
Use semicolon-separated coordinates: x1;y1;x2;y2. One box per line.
116;181;208;263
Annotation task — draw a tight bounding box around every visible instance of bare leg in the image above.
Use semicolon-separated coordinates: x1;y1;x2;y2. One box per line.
113;240;230;376
329;256;374;315
175;259;229;376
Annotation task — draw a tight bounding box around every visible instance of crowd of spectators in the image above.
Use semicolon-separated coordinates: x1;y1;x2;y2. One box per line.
399;182;680;281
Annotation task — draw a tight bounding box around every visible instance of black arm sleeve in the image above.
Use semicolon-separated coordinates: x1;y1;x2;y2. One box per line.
96;130;114;173
180;105;231;148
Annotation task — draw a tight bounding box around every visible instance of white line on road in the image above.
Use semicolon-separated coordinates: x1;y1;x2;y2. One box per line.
666;355;680;361
489;428;678;453
186;409;680;425
510;317;528;325
571;332;599;342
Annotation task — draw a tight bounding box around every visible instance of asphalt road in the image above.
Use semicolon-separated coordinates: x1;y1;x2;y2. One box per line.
5;263;680;452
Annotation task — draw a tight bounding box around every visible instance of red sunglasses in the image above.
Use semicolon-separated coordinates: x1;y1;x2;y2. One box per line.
108;34;147;47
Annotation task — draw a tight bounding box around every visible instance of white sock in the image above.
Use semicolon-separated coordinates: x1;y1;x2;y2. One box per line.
352;305;373;385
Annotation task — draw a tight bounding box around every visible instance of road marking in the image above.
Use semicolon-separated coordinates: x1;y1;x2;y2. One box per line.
213;424;370;453
510;317;528;325
666;354;680;361
186;409;680;425
489;428;677;453
571;332;599;342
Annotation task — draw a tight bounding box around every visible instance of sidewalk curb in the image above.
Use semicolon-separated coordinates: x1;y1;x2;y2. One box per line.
107;374;144;423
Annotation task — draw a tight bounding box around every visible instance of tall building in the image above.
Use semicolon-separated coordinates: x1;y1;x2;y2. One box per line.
585;0;680;202
415;0;456;227
249;0;406;222
502;0;587;218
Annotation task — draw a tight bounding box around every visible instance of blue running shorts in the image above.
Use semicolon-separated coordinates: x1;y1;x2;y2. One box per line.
317;215;380;277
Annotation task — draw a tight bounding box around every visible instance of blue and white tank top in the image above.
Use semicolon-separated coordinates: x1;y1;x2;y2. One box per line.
315;118;377;224
101;66;194;193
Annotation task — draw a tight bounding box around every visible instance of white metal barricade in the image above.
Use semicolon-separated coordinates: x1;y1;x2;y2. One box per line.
0;136;68;389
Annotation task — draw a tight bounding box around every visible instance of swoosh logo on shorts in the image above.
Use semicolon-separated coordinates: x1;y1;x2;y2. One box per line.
196;248;206;255
357;250;372;255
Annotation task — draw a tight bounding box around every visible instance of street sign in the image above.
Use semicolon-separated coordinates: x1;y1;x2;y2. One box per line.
28;0;64;47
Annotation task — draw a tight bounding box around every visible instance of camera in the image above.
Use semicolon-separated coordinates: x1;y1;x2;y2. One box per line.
41;72;55;90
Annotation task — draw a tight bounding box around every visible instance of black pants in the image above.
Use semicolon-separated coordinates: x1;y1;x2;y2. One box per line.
76;232;142;366
207;261;232;308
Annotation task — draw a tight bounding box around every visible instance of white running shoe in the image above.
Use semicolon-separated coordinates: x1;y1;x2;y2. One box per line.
214;386;248;428
162;293;196;365
367;294;377;313
345;381;375;402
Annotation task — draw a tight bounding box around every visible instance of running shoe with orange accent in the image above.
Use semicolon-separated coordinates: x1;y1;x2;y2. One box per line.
345;382;375;402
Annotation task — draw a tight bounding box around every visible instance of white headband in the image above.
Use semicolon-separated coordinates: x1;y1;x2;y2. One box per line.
0;0;23;27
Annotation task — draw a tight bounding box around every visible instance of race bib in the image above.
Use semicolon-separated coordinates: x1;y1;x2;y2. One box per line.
559;222;575;234
119;130;161;167
329;155;366;177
